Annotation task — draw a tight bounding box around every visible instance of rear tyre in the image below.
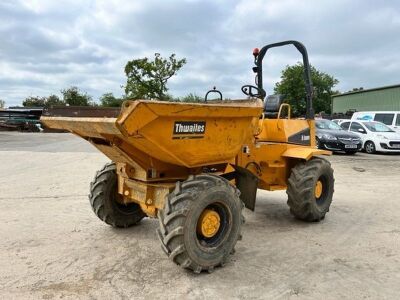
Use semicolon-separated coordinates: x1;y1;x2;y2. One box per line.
89;162;145;228
287;158;334;222
364;141;376;154
157;174;243;273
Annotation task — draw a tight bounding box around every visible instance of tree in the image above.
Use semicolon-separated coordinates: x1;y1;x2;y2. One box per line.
124;53;186;100
61;86;93;106
22;95;66;108
348;87;364;92
100;93;124;107
46;94;65;107
22;96;47;107
274;63;339;115
0;99;5;108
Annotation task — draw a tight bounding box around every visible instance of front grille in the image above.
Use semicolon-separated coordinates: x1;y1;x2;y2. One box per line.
389;141;400;147
338;137;360;144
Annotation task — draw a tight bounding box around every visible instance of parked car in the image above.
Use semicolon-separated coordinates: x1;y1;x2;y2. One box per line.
315;119;362;154
339;120;400;154
351;111;400;132
332;119;350;126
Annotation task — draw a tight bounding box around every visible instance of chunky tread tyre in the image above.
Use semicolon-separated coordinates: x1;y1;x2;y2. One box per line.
89;162;145;228
287;158;334;222
157;174;244;273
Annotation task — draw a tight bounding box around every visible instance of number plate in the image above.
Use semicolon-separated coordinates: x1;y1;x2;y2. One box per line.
345;144;358;149
392;144;400;148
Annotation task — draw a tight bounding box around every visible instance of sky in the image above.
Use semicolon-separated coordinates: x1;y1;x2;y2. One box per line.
1;0;400;107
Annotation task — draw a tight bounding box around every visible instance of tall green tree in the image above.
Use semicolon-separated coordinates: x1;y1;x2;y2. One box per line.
274;63;339;115
61;86;93;106
100;93;124;107
124;53;186;100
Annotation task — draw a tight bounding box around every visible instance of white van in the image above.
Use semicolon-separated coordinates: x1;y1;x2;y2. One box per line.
351;111;400;132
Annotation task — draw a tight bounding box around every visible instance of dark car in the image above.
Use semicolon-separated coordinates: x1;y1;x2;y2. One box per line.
315;119;362;154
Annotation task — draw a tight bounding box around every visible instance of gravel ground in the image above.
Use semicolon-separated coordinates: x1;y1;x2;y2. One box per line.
1;132;399;299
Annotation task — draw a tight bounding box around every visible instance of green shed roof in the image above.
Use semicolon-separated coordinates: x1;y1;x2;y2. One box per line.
332;83;400;98
332;84;400;113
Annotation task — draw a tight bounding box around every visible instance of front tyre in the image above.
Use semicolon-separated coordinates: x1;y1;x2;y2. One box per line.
287;158;334;222
157;174;243;273
89;163;145;228
364;141;376;154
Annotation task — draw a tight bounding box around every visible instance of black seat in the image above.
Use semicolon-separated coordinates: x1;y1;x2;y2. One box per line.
264;94;285;118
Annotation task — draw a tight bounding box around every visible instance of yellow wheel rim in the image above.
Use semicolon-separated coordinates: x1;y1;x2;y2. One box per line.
315;180;323;198
197;209;221;238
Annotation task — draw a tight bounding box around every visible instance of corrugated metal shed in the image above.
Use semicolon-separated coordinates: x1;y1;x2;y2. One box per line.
332;84;400;113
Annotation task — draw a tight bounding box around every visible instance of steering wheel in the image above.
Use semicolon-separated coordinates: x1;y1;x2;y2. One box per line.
241;85;264;98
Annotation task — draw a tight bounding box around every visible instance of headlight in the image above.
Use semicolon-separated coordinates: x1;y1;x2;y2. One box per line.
320;134;337;141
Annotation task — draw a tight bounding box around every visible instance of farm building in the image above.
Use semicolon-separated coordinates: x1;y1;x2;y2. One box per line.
332;84;400;114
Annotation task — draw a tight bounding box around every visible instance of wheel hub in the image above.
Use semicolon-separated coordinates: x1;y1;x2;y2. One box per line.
315;180;323;198
197;209;221;238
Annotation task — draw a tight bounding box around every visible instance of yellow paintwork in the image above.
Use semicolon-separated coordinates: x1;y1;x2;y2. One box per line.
197;209;221;238
258;119;308;143
40;117;120;138
277;103;291;119
315;180;323;198
282;147;330;160
42;99;263;168
40;99;331;217
118;100;263;167
237;141;328;190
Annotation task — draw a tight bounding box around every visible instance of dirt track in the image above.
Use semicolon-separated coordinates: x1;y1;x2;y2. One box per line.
1;132;400;299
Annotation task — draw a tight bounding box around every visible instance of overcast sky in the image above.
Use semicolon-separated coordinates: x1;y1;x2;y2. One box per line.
1;0;399;107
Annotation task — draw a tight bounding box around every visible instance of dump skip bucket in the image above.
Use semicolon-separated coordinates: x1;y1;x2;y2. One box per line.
41;99;263;168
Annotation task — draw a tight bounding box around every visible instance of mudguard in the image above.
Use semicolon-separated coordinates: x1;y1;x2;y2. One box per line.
282;147;331;161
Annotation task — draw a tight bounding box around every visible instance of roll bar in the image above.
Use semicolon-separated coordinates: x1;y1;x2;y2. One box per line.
253;40;314;119
205;86;223;102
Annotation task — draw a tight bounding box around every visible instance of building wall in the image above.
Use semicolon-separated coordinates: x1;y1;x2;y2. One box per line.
332;86;400;113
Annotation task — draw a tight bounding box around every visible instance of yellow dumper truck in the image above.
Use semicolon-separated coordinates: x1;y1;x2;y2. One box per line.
41;40;334;273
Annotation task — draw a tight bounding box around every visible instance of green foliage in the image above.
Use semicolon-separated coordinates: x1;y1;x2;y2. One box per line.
22;90;93;108
23;95;65;108
179;93;204;103
22;96;47;107
46;94;65;107
100;93;124;107
23;88;94;108
61;86;94;106
274;63;339;115
124;53;186;100
348;87;364;92
0;99;6;108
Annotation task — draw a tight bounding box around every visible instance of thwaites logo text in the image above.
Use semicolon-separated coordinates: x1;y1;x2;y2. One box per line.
173;121;206;137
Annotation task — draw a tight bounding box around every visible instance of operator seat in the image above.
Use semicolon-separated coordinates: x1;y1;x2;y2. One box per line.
264;94;285;118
